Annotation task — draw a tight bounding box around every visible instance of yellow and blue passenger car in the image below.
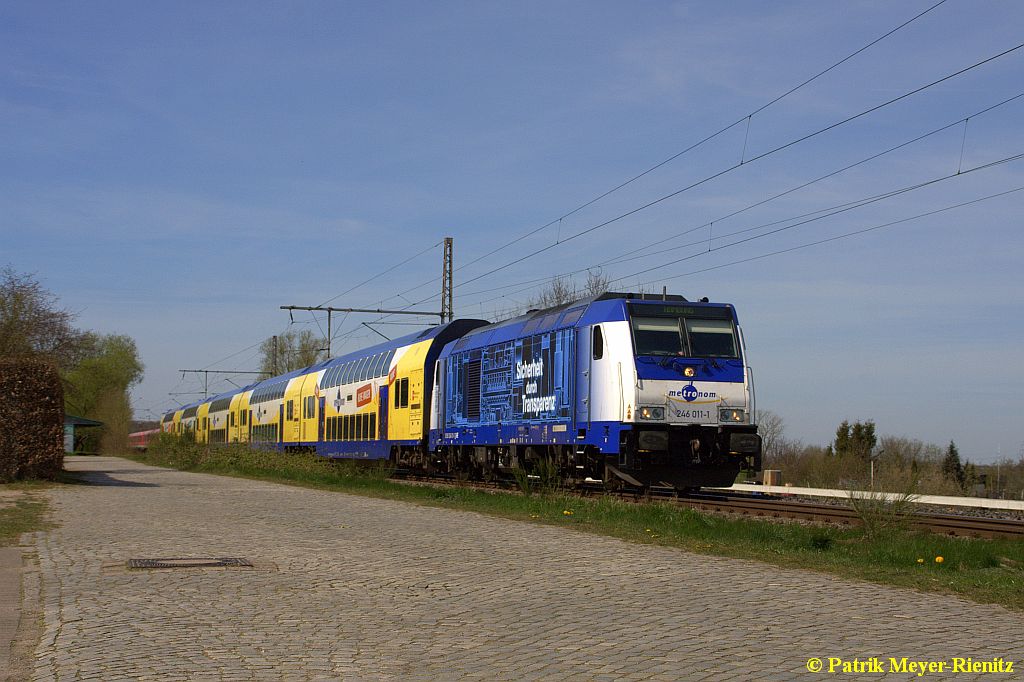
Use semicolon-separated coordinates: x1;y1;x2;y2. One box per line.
162;320;487;459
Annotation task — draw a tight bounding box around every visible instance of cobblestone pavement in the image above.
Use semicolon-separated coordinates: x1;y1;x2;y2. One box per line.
17;456;1024;680
1;546;22;679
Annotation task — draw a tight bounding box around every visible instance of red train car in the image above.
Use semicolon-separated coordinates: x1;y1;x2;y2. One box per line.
127;428;160;450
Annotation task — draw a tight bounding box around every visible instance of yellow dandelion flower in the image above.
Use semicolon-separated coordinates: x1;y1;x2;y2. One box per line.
562;510;573;516
935;556;944;564
916;558;924;564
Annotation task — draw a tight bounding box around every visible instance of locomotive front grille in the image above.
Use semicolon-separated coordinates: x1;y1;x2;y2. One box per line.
729;432;761;454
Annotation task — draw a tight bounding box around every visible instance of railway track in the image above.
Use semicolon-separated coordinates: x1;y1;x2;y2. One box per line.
389;470;1024;539
671;493;1024;539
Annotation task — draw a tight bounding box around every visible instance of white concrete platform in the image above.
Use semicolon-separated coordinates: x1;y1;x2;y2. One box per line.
720;483;1024;511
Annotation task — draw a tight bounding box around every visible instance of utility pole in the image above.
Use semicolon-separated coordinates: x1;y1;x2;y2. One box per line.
177;370;270;400
279;237;454;353
441;236;453;323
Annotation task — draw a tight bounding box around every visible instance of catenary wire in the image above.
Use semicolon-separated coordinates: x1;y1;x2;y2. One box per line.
451;91;1024;303
376;1;951;307
638;185;1024;287
444;41;1024;295
609;152;1024;284
449;0;951;275
460;150;1024;309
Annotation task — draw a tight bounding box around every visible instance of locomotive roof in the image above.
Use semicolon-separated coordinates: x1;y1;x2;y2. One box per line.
438;291;736;356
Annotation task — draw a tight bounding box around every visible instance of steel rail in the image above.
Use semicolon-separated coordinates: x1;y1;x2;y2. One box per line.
387;470;1024;539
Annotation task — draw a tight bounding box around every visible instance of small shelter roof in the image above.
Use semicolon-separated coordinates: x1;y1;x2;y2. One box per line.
64;414;103;427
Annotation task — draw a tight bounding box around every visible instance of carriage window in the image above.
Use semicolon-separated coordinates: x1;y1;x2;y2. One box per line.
539;313;559;330
560;307;585;326
592;326;604;360
394;378;409;409
631;317;685;356
630;315;739;358
684;318;738;358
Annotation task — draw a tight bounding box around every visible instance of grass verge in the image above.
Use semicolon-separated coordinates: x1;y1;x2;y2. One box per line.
0;486;53;547
126;435;1024;610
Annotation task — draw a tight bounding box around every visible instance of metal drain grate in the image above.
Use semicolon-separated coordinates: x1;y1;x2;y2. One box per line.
127;557;253;569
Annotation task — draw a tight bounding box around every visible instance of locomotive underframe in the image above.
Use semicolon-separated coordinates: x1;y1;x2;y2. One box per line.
618;423;761;489
393;423;761;491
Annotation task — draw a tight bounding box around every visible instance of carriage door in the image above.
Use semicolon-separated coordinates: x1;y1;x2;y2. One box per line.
318;397;326;443
408;368;424;437
576;326;593;429
378;386;388;440
278;404;284;444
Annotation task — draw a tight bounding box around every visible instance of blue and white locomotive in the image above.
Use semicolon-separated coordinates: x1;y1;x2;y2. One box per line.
426;292;761;490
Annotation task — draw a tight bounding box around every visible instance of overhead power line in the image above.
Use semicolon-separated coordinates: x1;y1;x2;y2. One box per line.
451;91;1024;304
610;151;1024;285
373;2;950;310
450;0;952;275
639;185;1024;288
455;148;1024;309
444;41;1024;295
317;240;441;308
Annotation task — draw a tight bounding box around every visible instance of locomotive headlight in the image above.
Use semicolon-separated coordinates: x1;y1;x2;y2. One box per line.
683;366;696;378
639;406;665;420
719;408;747;423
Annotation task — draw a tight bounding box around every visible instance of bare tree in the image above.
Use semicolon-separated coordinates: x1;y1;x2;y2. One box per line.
756;409;785;463
495;268;611;322
258;329;326;376
0;266;91;370
529;275;577;310
584;268;610;297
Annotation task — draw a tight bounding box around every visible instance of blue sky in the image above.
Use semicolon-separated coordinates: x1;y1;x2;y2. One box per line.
2;1;1022;463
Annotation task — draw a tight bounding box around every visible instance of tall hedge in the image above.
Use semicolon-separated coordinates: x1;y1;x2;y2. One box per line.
0;358;64;481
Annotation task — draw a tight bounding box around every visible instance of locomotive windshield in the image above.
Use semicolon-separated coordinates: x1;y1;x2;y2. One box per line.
630;313;738;358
